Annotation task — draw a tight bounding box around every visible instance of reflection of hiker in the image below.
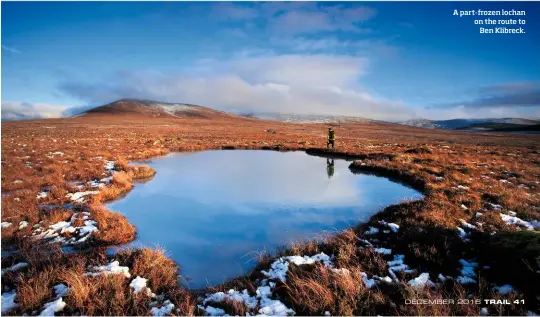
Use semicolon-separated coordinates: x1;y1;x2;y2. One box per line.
327;158;335;179
327;127;335;149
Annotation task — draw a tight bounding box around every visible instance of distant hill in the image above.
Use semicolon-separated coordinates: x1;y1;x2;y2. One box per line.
399;119;441;129
81;99;246;120
241;112;372;124
490;124;540;133
400;118;540;130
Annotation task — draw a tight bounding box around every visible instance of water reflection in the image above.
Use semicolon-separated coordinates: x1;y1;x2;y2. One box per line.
107;150;422;289
327;158;335;179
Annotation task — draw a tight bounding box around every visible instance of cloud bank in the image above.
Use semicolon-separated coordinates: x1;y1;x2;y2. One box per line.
2;3;538;122
57;54;415;121
1;101;69;121
419;81;540;120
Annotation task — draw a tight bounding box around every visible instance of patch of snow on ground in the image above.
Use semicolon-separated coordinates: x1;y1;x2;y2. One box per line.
39;297;66;316
364;227;379;235
198;305;227;316
361;272;376;289
331;268;350;275
203;289;258;309
261;253;332;282
1;290;18;313
50;221;71;231
18;221;28;230
257;285;295;316
457;259;478;284
66;191;99;203
375;276;393;283
105;161;116;172
486;203;502;210
1;222;12;228
1;262;28;276
261;259;289;282
200;253;337;316
374;248;392;255
151;300;175;316
500;213;535;230
33;212;98;245
408;273;435;288
84;260;131;278
89;176;113;188
37;192;48;199
493;284;514;295
129;276;154;296
379;221;399;233
357;238;373;247
438;274;448;282
387;254;414;281
456;227;468;240
460;220;477;230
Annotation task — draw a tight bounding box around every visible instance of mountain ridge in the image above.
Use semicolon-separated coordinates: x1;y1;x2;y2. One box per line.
81;99;247;120
400;118;540;130
239;112;373;124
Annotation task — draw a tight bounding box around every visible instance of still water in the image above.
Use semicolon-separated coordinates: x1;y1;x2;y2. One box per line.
107;150;422;288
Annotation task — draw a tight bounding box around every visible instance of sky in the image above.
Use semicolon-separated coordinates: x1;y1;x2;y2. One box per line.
2;1;540;121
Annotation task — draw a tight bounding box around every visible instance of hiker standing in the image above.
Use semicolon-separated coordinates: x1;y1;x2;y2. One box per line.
327;127;335;149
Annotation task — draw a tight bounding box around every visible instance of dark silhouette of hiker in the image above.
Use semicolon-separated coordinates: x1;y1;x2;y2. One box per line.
327;127;335;149
327;158;335;179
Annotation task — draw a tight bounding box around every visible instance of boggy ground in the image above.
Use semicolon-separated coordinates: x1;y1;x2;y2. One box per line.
1;114;539;316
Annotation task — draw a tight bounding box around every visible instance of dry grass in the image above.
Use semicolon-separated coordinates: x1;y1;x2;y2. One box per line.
1;114;539;315
2;245;196;316
129;165;156;179
124;248;179;293
89;204;136;245
285;265;365;315
115;157;130;171
46;208;73;224
17;267;58;311
90;171;133;203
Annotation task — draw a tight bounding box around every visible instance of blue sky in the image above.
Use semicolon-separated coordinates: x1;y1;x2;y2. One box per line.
2;1;539;120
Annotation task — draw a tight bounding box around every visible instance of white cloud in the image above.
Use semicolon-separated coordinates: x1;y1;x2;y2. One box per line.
1;101;69;120
418;105;540;120
209;54;369;87
210;3;258;20
269;37;396;57
269;11;334;34
59;54;415;120
204;3;377;35
267;5;376;34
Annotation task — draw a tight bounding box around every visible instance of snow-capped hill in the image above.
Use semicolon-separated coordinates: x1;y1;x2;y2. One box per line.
82;99;245;120
147;102;203;116
399;119;440;129
243;112;371;124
